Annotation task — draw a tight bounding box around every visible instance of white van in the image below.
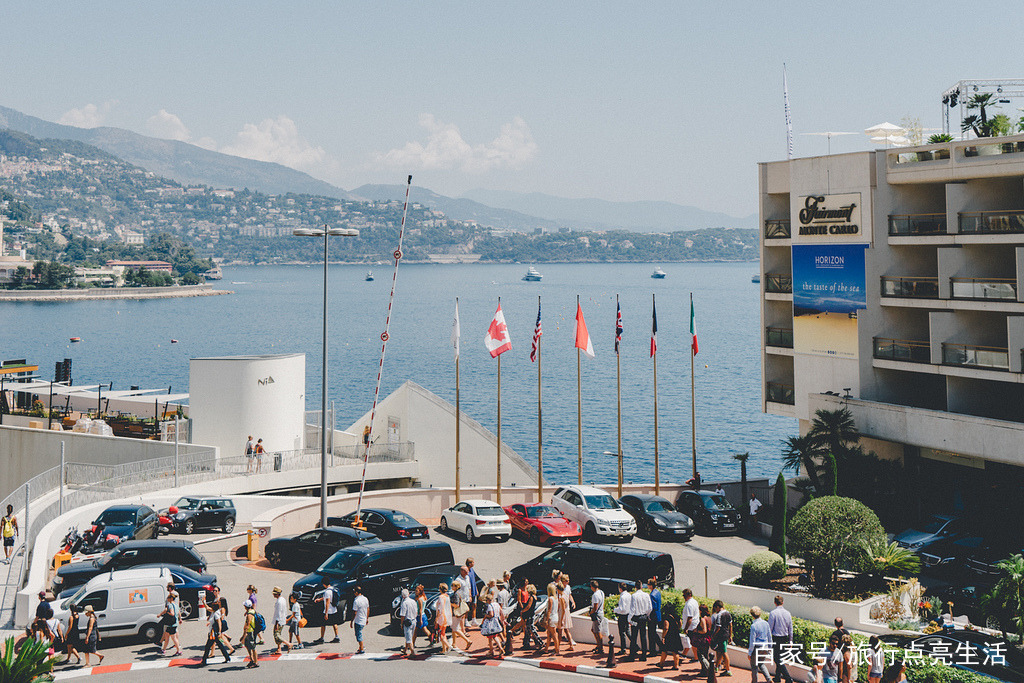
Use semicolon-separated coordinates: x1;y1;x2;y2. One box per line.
53;566;171;642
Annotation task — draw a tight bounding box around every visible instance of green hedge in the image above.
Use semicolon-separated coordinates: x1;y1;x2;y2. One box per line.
741;551;787;586
604;588;994;683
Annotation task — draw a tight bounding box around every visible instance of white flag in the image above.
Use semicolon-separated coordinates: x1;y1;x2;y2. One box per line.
452;299;460;361
784;63;794;160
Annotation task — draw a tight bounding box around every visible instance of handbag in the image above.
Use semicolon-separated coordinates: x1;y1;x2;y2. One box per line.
298;617;307;628
453;601;469;618
480;616;502;636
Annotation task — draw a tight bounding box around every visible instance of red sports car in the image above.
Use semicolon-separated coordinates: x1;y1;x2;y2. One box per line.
503;503;583;545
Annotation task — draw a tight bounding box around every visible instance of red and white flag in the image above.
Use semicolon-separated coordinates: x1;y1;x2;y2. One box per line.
530;300;542;362
485;303;512;358
574;302;595;359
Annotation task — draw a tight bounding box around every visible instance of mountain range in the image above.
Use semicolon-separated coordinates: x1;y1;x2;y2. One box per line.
0;104;753;232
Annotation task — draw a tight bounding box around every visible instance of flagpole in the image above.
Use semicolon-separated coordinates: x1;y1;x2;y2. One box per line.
496;297;502;505
690;292;698;483
577;294;583;485
536;295;543;503
616;294;623;499
653;293;660;496
455;297;461;503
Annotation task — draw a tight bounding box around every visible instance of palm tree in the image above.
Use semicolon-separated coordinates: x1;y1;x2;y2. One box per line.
733;452;750;504
962;93;1001;137
982;553;1024;640
0;636;54;682
809;408;859;493
862;539;921;583
781;434;824;493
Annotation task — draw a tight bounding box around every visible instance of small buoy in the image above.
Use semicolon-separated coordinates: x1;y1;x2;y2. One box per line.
171;339;178;344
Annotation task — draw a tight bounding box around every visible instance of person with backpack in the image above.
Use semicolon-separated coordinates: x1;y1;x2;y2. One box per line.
2;504;18;563
242;599;260;669
314;577;340;644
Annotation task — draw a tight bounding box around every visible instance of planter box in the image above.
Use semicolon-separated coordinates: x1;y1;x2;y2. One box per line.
719;577;891;635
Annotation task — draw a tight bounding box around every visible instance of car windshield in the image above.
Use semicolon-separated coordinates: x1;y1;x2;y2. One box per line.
478;506;505;517
412;569;458;586
173;498;201;510
317;551;362;576
390;512;418;525
703;495;733;511
645;500;674;513
527;506;559;518
918;517;949;534
95;509;135;525
63;584;89;610
584;495;618;510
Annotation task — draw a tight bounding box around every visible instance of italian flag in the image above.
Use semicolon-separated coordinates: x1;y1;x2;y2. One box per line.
690;296;699;356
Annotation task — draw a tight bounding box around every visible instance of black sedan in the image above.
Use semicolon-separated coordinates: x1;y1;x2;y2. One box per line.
90;504;159;545
388;564;484;634
673;490;741;535
918;536;986;575
161;497;237;535
264;526;380;572
57;562;217;620
328;509;430;541
618;494;694;540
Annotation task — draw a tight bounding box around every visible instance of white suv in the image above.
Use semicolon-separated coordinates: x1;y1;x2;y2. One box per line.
550;485;636;542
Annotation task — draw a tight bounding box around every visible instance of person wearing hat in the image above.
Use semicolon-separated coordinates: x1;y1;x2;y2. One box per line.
242;599;259;668
83;605;104;666
271;586;291;654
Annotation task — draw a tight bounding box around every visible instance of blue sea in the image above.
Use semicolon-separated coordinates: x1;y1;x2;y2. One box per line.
1;262;796;486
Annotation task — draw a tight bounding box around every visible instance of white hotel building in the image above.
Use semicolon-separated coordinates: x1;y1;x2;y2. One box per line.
758;135;1024;506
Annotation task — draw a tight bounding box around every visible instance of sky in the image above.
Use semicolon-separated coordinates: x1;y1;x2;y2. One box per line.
3;2;1024;215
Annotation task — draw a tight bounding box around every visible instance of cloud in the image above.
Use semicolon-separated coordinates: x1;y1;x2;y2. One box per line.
219;115;328;172
58;101;117;128
146;109;191;141
374;114;538;173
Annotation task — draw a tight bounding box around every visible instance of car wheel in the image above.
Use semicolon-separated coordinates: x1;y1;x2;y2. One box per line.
179;598;194;620
585;522;597;542
623;535;633;543
223;517;235;533
465;526;475;542
140;622;162;643
529;528;541;545
440;516;449;532
267;548;283;568
183;519;195;535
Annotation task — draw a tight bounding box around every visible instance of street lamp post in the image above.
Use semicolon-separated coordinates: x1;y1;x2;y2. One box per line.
602;450;624;498
293;225;359;530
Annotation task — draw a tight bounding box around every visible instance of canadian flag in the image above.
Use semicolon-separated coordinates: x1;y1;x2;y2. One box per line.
574;302;595;359
484;303;512;358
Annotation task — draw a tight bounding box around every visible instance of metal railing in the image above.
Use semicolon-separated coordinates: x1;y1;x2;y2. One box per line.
880;276;939;299
873;337;931;363
950;277;1017;301
764;219;791;239
764;273;792;294
766;381;795;405
942;342;1009;371
888;214;946;236
959;210;1024;234
765;326;794;348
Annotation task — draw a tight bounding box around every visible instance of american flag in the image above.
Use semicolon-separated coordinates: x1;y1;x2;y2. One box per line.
530;300;542;362
615;300;623;355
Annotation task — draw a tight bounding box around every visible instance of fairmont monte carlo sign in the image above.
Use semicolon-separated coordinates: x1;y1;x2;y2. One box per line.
797;193;862;238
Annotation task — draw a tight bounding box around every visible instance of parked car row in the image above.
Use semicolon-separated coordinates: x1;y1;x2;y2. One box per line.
895;513;1023;587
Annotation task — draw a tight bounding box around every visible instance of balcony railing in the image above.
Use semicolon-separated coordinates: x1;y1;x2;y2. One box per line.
766;381;795;405
764;219;791;239
765;327;794;348
880;276;939;299
765;273;792;294
888;213;946;236
892;148;952;164
873;337;931;364
959;210;1024;234
942;342;1009;371
963;141;1024;158
950;277;1017;301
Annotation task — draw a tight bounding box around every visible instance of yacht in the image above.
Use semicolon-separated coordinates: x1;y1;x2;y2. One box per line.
522;266;543;282
365;270;374;281
751;274;761;283
651;266;667;279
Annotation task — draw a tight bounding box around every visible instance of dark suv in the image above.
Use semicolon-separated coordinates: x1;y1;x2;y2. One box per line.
674;490;741;535
509;542;674;598
91;504;159;544
53;539;207;592
162;497;237;535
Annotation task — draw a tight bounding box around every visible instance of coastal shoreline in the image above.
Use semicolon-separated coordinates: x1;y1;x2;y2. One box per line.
0;284;231;302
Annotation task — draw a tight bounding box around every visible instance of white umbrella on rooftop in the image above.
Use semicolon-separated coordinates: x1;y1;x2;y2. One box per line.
802;131;858;155
864;121;905;136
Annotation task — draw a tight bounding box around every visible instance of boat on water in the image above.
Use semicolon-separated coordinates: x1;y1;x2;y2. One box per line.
365;270;374;281
204;266;223;281
751;274;761;283
70;337;81;343
522;266;543;282
651;267;667;279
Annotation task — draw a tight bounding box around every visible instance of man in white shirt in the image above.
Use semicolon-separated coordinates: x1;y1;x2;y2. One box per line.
681;588;700;664
589;580;607;655
350;585;369;655
271;586;291;654
399;588;418;656
613;582;632;656
314;577;340;644
624;581;652;662
715;484;726;497
749;493;763;530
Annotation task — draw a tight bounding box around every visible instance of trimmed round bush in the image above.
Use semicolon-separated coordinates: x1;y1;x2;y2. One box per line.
740;550;787;586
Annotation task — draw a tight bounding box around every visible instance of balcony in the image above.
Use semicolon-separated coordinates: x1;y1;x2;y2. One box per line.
766;381;794;405
873;337;931;364
764;219;791;240
962;141;1024;158
765;326;793;348
959;210;1024;234
950;277;1017;301
942;342;1009;371
880;276;939;299
764;273;792;294
888;213;946;236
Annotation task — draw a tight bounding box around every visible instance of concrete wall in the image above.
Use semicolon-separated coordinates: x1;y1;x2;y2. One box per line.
190;354;306;459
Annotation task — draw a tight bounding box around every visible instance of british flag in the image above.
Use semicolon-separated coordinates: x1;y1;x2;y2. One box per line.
614;300;623;355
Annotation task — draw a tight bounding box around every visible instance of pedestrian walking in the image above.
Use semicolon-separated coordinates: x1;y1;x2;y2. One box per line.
271;586;291;654
254;439;266;473
543;583;559;654
399;589;417;657
35;590;53;620
1;504;18;563
711;599;733;676
647;579;663;655
614;582;632;656
624;581;651;662
588;580;607;655
681;588;700;664
867;636;885;683
768;595;795;683
200;598;232;666
748;606;772;683
159;588;182;655
82;605;104;666
748;493;762;530
245;435;255;473
64;604;82;665
244;585;261;644
450;580;472;650
480;594;504;659
815;636;842;683
556;582;575;651
841;633;856;683
658;604;684;670
287;592;304;649
435;583;452;654
413;584;428;650
714;484;726;497
242;599;259;668
466;558;480;626
521;583;542;650
314;577;340;644
694;602;714;673
45;613;64;660
351;585;369;654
